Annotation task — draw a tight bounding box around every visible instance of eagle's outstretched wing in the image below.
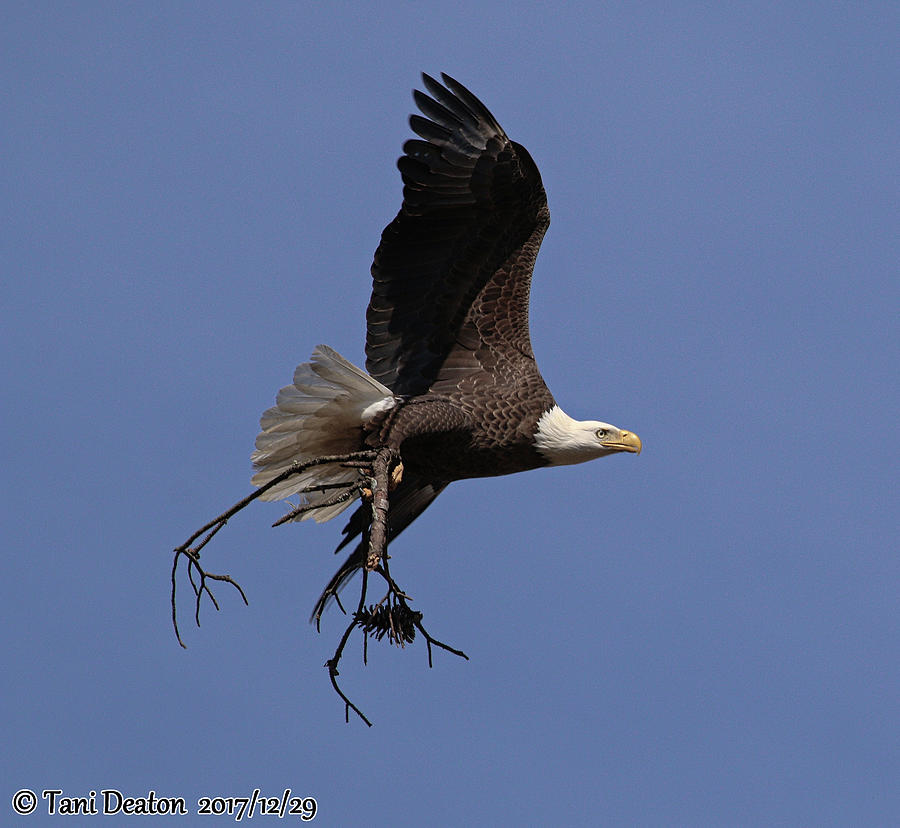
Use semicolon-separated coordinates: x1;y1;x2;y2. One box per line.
365;73;550;398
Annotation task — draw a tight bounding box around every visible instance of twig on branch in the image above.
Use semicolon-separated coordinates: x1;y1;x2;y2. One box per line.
272;485;361;527
170;545;249;648
325;567;373;726
171;451;377;647
323;558;469;727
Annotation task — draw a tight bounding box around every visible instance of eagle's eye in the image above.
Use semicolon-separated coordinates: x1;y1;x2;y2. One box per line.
596;428;610;440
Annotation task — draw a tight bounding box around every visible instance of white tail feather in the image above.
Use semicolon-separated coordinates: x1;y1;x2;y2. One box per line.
251;345;394;522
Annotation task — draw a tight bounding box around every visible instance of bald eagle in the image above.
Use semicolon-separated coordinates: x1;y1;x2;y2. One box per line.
250;74;641;621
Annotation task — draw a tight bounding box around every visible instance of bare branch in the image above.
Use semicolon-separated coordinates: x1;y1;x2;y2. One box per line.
321;558;468;726
325;567;374;726
366;447;397;571
172;445;468;726
176;450;378;554
171;450;379;645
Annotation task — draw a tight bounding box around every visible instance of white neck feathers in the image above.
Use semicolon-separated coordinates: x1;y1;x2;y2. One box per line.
533;405;612;466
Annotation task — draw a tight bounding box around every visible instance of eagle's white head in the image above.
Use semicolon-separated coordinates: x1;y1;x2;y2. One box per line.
534;405;642;466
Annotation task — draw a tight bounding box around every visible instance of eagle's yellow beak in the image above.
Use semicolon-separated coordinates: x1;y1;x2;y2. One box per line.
600;429;642;455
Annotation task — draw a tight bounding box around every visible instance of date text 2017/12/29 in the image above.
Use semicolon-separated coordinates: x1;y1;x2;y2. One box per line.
198;790;317;821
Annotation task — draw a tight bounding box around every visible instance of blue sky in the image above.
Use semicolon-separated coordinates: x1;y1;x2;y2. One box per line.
3;2;898;825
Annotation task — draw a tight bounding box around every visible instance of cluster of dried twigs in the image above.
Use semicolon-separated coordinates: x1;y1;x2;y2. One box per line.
171;448;467;726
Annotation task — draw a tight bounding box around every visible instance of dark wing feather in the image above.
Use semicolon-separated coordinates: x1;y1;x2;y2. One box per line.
311;473;448;622
365;73;550;396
